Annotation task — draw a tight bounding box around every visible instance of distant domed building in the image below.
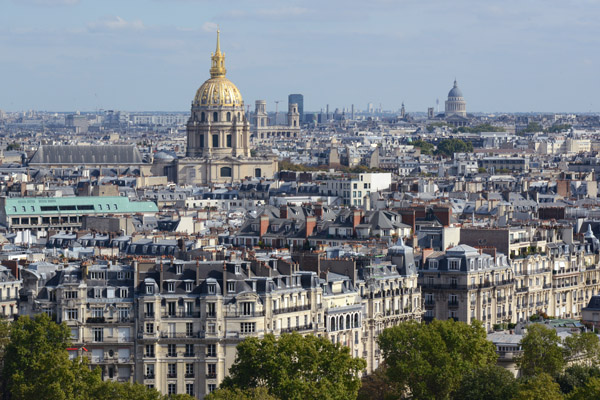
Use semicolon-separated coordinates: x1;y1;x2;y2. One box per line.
444;80;467;118
174;31;278;185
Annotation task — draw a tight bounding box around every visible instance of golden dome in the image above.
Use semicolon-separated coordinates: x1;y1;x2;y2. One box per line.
194;77;243;106
193;30;243;107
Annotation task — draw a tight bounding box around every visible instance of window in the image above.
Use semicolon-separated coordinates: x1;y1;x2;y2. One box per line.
220;167;232;178
429;260;438;270
144;303;154;318
94;288;102;298
213;112;218;122
208;384;216;393
226;112;231;122
90;307;102;318
241;322;256;334
185;344;194;357
146;323;154;334
227;282;235;293
168;363;177;378
92;327;103;342
145;344;155;357
167;282;175;293
255;168;262;178
208;284;216;295
145;364;154;379
226;134;232;147
167;302;176;316
212;134;219;147
206;344;216;357
449;259;460;271
66;308;78;320
185;282;192;292
146;284;154;295
207;363;216;378
186;322;193;337
185;363;194;377
207;303;216;317
168;383;176;395
167;344;177;357
185;302;194;316
186;383;194;396
64;291;78;299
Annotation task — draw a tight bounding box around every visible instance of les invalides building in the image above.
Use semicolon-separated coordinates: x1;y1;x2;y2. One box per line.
175;31;278;185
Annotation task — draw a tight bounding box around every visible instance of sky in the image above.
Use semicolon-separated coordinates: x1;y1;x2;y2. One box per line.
1;0;600;113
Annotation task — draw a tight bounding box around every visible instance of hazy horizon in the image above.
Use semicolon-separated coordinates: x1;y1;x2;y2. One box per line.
2;0;599;114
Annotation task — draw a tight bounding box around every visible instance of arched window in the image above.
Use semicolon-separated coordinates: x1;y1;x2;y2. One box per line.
226;112;231;122
220;167;232;177
200;112;205;122
346;315;350;329
213;112;218;122
293;120;297;127
254;168;262;178
354;314;359;328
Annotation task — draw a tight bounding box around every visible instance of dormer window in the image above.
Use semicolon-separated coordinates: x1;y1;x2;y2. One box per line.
429;260;438;270
185;282;192;292
449;259;460;271
227;282;235;293
167;282;175;293
235;265;240;274
176;265;183;274
146;285;154;295
208;284;216;294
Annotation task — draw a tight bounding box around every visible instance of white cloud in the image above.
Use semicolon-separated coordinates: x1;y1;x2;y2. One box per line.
87;16;145;32
201;22;218;32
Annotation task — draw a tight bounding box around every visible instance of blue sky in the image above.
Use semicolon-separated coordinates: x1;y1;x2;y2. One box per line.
1;0;599;113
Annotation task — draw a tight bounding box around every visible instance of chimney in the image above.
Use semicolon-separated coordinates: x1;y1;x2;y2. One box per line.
352;210;362;232
433;206;452;227
421;248;434;264
305;216;316;238
314;203;323;219
280;205;288;219
195;258;201;286
259;214;269;237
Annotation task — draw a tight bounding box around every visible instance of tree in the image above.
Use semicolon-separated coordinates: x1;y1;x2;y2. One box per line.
412;140;435;155
567;376;600;400
556;365;600;395
220;332;366;400
563;332;600;366
514;373;564;400
2;314;104;400
206;387;279;400
435;139;473;158
377;319;497;399
517;324;565;377
453;365;518;400
356;363;400;400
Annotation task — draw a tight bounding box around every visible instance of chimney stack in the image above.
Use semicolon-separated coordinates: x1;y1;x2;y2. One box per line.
259;214;269;237
305;216;316;238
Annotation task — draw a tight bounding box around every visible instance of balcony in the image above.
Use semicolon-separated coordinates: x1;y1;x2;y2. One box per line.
144;313;155;319
206;312;217;318
161;312;201;319
144;374;155;380
516;287;528;293
184;353;195;357
167;373;177;379
185;373;194;378
273;304;311;315
206;352;217;358
160;332;204;339
280;324;313;334
166;353;177;358
226;310;266;318
206;373;217;379
448;301;459;309
497;296;506;303
424;300;435;307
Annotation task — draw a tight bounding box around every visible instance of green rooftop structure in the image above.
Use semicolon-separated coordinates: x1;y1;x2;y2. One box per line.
0;196;158;231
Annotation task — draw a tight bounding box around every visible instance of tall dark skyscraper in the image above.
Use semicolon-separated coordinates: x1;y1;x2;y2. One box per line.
288;94;304;123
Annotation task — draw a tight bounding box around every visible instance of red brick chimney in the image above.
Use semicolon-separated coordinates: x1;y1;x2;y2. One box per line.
421;248;434;264
400;209;416;232
352;210;362;232
314;203;323;219
259;214;269;237
305;216;316;238
433;206;452;227
279;205;288;219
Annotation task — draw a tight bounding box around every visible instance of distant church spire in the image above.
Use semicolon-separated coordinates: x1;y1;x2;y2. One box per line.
210;29;226;78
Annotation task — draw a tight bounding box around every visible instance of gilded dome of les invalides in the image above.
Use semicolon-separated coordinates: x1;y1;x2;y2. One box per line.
193;30;243;107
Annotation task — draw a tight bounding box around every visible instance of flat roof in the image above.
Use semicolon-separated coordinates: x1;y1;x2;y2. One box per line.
4;196;158;216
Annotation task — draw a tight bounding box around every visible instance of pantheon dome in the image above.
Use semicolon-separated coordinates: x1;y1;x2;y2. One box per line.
445;80;467;118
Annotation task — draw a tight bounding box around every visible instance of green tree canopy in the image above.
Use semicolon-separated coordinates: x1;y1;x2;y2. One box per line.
377;319;497;399
453;365;518;400
517;324;565;378
563;332;600;366
220;332;366;400
411;140;435;155
205;387;279;400
435;139;473;158
514;373;564;400
567;376;600;400
556;365;600;395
